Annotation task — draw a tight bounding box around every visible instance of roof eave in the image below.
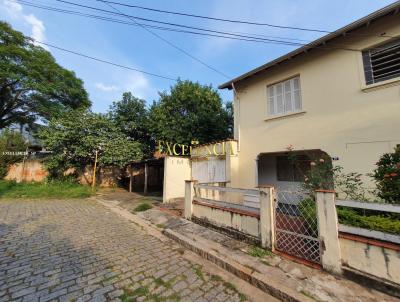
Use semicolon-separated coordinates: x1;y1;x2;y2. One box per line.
218;1;400;90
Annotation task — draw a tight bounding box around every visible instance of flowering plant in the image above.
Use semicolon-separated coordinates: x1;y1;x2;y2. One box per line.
372;146;400;204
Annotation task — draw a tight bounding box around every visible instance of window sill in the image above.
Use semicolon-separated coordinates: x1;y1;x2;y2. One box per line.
264;110;306;121
362;77;400;92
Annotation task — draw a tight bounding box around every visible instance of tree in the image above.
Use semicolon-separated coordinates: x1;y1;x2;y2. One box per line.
148;80;232;146
108;92;152;157
0;130;28;178
0;21;90;130
38;110;142;178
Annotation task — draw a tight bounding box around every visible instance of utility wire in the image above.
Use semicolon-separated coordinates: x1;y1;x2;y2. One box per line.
16;0;305;47
100;1;231;79
92;0;396;39
26;0;232;77
46;0;361;51
33;40;178;81
93;0;331;33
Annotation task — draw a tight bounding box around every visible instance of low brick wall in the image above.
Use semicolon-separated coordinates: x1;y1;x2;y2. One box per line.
5;161;120;187
5;160;48;182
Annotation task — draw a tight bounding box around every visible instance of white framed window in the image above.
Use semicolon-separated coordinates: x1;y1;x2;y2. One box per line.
267;76;302;116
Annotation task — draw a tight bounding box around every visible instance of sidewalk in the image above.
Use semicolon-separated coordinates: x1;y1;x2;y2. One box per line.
95;192;399;302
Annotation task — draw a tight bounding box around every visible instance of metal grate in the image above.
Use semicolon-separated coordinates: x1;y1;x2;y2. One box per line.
363;39;400;85
274;190;321;264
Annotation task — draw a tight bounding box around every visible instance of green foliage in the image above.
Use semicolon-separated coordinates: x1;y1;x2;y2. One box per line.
334;166;369;201
300;154;335;193
133;202;153;212
193;265;204;280
0;21;90;129
38;110;143;177
148;80;232;146
0;180;91;199
337;207;400;235
298;198;318;237
109;92;152;157
0;130;27;178
287;149;369;200
248;246;272;258
371;146;400;204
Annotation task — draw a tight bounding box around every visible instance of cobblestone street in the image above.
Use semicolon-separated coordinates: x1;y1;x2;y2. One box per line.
0;199;256;302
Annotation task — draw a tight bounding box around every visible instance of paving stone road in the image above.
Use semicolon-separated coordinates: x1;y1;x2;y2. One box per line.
0;199;249;302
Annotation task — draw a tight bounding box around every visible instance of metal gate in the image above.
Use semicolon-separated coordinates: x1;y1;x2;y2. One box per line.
192;157;226;183
274;190;321;265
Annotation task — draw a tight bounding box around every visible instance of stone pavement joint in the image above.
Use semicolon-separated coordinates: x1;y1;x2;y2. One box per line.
0;199;255;302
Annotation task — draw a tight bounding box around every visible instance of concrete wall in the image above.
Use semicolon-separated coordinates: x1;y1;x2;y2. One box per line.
163;156;191;203
78;166;121;187
229;15;400;190
193;202;260;238
340;236;400;285
5;160;48;182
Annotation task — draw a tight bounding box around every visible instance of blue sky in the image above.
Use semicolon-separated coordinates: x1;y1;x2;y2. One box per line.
0;0;395;112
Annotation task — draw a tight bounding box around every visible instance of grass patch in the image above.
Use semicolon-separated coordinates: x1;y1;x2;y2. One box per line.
120;285;180;302
210;274;223;282
300;289;318;301
156;223;165;229
224;282;237;291
0;180;91;199
248;246;272;258
193;265;204;280
238;293;247;302
133;202;153;212
132;286;149;296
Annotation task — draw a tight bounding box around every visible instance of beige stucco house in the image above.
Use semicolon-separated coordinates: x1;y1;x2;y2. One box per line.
219;2;400;194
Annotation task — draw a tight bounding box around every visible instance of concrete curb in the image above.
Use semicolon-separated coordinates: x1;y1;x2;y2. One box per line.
96;200;168;242
163;228;313;302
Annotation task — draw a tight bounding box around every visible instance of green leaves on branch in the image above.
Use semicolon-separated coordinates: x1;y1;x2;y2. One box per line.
38;110;142;178
372;146;400;204
0;21;90;129
148;80;233;146
108;92;152;157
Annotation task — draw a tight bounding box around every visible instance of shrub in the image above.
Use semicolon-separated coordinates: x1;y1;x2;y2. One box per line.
248;246;272;258
337;207;400;235
372;146;400;204
133;202;153;212
334;167;369;201
298;198;319;237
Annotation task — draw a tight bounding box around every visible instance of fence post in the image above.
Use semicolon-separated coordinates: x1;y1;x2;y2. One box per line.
315;190;342;274
259;186;275;249
184;180;195;219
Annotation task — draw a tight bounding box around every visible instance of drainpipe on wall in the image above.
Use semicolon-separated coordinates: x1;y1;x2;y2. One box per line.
231;82;240;152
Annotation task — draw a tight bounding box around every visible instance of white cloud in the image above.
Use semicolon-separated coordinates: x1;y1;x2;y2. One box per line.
124;72;153;99
24;14;45;43
2;0;48;48
94;82;119;92
3;0;22;17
